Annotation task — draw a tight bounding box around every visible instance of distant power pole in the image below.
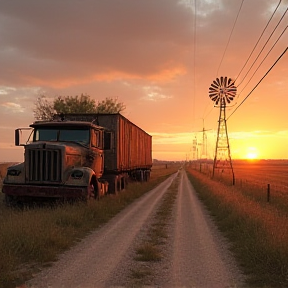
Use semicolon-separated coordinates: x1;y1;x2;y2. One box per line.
192;137;197;160
200;118;211;160
209;77;236;185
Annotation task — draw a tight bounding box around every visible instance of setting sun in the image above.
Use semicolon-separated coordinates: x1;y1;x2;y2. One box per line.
246;147;258;160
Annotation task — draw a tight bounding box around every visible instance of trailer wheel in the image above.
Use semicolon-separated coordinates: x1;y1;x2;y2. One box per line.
144;170;150;181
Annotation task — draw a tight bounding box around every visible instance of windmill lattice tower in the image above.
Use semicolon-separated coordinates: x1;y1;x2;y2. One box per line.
209;76;236;184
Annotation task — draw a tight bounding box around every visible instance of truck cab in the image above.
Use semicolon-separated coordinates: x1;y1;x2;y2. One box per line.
3;119;107;205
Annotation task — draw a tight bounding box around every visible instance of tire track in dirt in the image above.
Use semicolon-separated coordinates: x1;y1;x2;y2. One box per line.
25;172;178;288
25;169;244;288
166;169;244;287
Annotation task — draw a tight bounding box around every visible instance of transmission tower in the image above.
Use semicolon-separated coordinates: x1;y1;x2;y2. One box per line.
199;119;212;159
209;76;236;184
192;136;198;160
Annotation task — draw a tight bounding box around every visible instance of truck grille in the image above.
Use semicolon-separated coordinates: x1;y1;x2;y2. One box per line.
27;149;62;182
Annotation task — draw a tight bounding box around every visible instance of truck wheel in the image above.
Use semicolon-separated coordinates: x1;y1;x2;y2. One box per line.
88;178;99;201
87;184;95;201
145;171;150;181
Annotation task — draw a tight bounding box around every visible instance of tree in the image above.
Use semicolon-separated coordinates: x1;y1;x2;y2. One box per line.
53;94;98;114
96;97;126;114
34;94;126;120
33;95;55;120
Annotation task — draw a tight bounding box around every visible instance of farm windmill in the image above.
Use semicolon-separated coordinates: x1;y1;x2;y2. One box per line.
209;76;236;184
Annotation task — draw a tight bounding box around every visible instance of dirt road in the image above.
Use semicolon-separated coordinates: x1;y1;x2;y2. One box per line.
26;169;244;288
167;169;243;287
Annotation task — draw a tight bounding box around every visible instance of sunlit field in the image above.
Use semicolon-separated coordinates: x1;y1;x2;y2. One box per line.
186;160;288;287
191;159;288;215
232;159;288;190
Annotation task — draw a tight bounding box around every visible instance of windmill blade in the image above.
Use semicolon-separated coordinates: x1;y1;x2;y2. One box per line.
223;76;227;88
210;84;219;90
209;76;237;106
220;76;224;85
228;78;235;86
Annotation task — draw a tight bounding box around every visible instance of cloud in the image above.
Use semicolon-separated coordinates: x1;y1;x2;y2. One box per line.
151;132;194;144
142;85;172;101
0;0;286;162
0;87;16;95
230;130;288;139
0;0;194;87
275;130;288;137
1;102;25;113
1;0;279;88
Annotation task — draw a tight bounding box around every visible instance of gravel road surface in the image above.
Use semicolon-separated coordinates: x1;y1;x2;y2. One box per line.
167;169;244;287
26;169;244;288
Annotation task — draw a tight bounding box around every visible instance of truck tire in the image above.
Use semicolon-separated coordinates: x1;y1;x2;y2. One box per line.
144;170;150;181
88;177;99;201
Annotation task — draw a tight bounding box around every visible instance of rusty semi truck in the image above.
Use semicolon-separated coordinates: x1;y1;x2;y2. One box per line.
2;113;152;205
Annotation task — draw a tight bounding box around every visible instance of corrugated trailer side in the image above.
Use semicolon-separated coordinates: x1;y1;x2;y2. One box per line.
97;113;152;172
56;112;152;172
117;115;152;171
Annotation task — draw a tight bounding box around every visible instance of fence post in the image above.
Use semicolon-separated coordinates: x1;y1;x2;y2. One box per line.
267;184;270;202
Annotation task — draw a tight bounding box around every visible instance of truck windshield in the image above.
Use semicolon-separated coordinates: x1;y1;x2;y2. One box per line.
35;128;90;146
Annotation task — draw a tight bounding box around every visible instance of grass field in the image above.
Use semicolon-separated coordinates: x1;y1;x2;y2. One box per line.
186;160;288;287
192;159;288;186
0;162;180;288
192;159;288;215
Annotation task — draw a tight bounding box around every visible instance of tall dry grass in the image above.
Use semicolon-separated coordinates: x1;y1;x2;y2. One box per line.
186;165;288;287
192;160;288;216
0;163;180;288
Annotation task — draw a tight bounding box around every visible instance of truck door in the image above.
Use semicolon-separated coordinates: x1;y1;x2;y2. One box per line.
90;128;104;178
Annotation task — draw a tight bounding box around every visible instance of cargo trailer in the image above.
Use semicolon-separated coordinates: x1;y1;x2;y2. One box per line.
2;113;152;204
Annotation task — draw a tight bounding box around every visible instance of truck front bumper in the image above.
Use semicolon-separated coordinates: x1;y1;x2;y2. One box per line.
2;184;88;198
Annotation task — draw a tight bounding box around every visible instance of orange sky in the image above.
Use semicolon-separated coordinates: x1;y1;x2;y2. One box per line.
0;0;287;162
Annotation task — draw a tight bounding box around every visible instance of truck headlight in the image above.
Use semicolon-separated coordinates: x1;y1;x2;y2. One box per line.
70;170;84;179
7;169;21;176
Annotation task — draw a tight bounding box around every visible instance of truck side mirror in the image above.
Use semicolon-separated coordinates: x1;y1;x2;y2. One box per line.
15;128;33;146
15;129;20;146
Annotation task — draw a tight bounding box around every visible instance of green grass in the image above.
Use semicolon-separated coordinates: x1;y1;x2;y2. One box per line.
0;164;180;288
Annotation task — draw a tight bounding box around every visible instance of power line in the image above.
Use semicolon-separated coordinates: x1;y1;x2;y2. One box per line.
234;0;282;83
236;3;288;87
227;47;288;121
192;0;197;128
216;0;245;77
237;25;287;96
